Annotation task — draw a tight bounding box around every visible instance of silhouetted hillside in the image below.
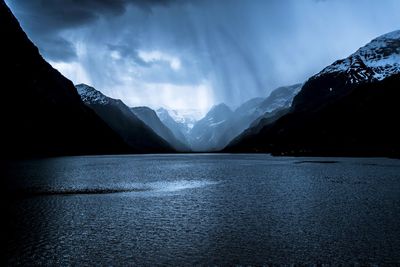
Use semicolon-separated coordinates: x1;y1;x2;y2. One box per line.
226;31;400;157
76;84;174;153
226;74;400;157
0;1;133;157
131;106;189;152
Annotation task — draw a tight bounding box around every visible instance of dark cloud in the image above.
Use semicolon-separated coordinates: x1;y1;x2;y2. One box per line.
37;36;78;62
6;0;182;61
9;0;181;31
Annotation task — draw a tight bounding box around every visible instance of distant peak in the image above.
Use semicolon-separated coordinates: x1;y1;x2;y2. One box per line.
209;103;232;113
156;108;203;125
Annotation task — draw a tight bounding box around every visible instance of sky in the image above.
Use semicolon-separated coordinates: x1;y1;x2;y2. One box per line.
6;0;400;114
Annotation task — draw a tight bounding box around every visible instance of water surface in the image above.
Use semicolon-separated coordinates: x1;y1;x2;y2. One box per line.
4;154;400;265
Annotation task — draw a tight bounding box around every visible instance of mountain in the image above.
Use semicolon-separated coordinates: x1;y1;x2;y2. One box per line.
188;103;234;151
0;1;131;157
130;106;190;152
183;83;302;151
164;109;203;131
76;84;174;153
294;30;400;111
225;30;400;157
228;83;302;139
156;108;202;140
156;108;191;147
257;83;303;113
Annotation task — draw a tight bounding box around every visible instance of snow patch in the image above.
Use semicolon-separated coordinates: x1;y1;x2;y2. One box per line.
209;120;226;127
75;84;109;105
316;30;400;82
160;108;203;126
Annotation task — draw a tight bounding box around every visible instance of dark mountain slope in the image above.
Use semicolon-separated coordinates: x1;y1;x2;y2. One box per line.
293;30;400;111
226;74;400;157
225;30;400;157
0;1;131;157
131;107;190;152
76;84;174;153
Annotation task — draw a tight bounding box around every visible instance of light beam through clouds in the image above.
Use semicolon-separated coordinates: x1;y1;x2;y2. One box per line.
6;0;400;112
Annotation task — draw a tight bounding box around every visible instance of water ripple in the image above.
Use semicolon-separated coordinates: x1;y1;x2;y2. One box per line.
20;180;217;197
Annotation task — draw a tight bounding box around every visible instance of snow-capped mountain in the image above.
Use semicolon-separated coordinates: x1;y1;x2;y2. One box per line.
75;84;174;153
160;108;203;130
156;107;204;149
293;30;400;111
225;30;400;157
156;108;190;145
317;30;400;83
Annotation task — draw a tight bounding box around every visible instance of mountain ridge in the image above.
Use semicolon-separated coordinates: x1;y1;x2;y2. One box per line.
224;30;400;157
76;84;174;153
0;1;132;157
293;30;400;111
131;106;190;152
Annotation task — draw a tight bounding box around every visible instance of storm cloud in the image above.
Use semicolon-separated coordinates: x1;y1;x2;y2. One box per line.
7;0;182;60
6;0;400;112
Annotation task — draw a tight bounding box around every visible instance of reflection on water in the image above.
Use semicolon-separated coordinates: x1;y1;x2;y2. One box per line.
3;154;400;265
147;180;218;192
13;180;217;196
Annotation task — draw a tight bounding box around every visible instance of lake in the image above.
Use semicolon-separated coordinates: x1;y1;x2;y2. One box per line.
3;154;400;265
